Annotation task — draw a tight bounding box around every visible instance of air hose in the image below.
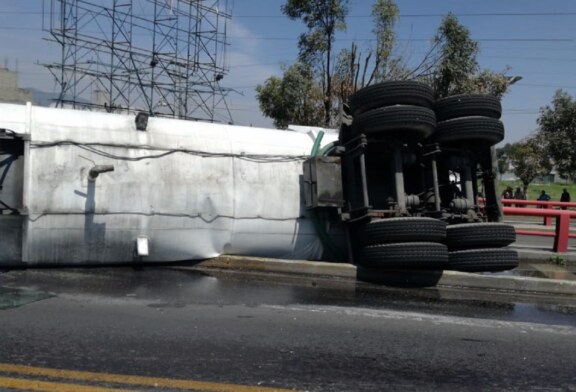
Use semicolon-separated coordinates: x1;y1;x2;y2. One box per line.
310;130;324;156
308;131;342;261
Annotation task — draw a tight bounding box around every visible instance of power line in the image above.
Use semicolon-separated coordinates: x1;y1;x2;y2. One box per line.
484;55;576;62
506;109;540;113
228;36;576;44
227;36;573;42
0;26;43;31
14;69;576;89
1;25;571;43
0;11;44;14
232;12;576;18
362;12;576;18
518;83;576;89
3;10;576;17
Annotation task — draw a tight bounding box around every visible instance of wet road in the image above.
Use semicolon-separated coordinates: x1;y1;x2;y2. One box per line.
1;267;575;391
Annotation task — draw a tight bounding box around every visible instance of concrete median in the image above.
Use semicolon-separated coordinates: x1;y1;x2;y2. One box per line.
180;255;576;297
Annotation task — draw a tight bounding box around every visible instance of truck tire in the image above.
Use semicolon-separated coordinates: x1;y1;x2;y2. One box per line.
360;217;447;246
349;81;435;116
447;248;519;272
435;116;504;146
446;223;516;250
435;94;502;122
352;105;436;140
359;242;448;269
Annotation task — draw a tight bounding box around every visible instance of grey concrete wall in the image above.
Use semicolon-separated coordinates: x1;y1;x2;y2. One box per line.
0;68;32;104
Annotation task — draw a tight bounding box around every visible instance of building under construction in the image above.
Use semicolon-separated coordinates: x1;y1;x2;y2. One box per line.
44;0;232;123
0;67;32;105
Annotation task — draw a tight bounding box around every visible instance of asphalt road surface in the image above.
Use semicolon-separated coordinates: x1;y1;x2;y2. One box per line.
1;267;575;391
515;234;576;251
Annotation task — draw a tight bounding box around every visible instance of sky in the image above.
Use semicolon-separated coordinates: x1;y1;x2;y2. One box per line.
1;0;576;144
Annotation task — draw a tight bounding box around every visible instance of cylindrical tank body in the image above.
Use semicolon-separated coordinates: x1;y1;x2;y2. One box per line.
0;103;338;265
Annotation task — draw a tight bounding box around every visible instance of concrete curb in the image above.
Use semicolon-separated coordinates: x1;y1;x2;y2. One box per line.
188;255;576;297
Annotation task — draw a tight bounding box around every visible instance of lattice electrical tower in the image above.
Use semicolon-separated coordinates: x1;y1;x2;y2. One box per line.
44;0;232;123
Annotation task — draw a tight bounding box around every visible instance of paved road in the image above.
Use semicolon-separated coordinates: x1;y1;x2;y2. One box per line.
1;268;575;391
514;233;576;252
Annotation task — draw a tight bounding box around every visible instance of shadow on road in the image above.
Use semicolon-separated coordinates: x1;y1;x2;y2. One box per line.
356;267;443;287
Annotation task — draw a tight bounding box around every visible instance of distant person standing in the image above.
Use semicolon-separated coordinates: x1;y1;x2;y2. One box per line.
537;190;551;208
538;190;551;201
513;187;526;207
501;186;513;199
560;188;570;209
501;186;513;206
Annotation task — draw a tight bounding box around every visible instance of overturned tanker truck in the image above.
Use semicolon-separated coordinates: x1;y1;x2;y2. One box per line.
0;81;518;271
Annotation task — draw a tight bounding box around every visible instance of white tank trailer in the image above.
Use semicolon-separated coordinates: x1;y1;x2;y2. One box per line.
0;88;516;274
0;103;341;266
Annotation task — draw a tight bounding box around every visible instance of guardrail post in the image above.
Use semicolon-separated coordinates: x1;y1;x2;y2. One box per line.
544;203;553;226
553;212;570;253
503;205;575;253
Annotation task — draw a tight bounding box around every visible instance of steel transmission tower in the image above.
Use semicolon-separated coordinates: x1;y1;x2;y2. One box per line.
44;0;232;123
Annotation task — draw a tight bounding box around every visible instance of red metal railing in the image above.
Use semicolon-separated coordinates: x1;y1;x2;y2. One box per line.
501;205;576;253
501;199;576;226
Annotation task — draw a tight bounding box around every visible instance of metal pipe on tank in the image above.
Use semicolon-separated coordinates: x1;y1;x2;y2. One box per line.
88;165;115;181
392;147;406;212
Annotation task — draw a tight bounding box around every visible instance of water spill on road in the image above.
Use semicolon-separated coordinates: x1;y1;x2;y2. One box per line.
0;287;54;310
2;267;575;327
493;262;576;280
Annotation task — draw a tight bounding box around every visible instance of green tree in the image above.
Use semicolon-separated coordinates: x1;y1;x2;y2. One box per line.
332;0;404;105
282;0;349;126
431;12;479;98
256;63;324;129
369;0;402;83
508;137;551;189
260;5;515;127
496;143;513;180
468;69;512;99
428;13;511;99
537;90;576;181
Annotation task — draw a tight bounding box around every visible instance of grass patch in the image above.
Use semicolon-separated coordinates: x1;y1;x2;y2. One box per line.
498;181;575;201
549;253;567;266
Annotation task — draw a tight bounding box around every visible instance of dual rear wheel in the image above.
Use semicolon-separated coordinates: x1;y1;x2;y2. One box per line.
348;83;517;273
355;218;518;272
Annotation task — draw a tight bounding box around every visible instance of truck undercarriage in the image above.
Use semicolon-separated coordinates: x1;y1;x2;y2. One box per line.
304;81;517;272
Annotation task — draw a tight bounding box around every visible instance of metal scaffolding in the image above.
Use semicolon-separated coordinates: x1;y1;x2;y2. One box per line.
44;0;232;123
